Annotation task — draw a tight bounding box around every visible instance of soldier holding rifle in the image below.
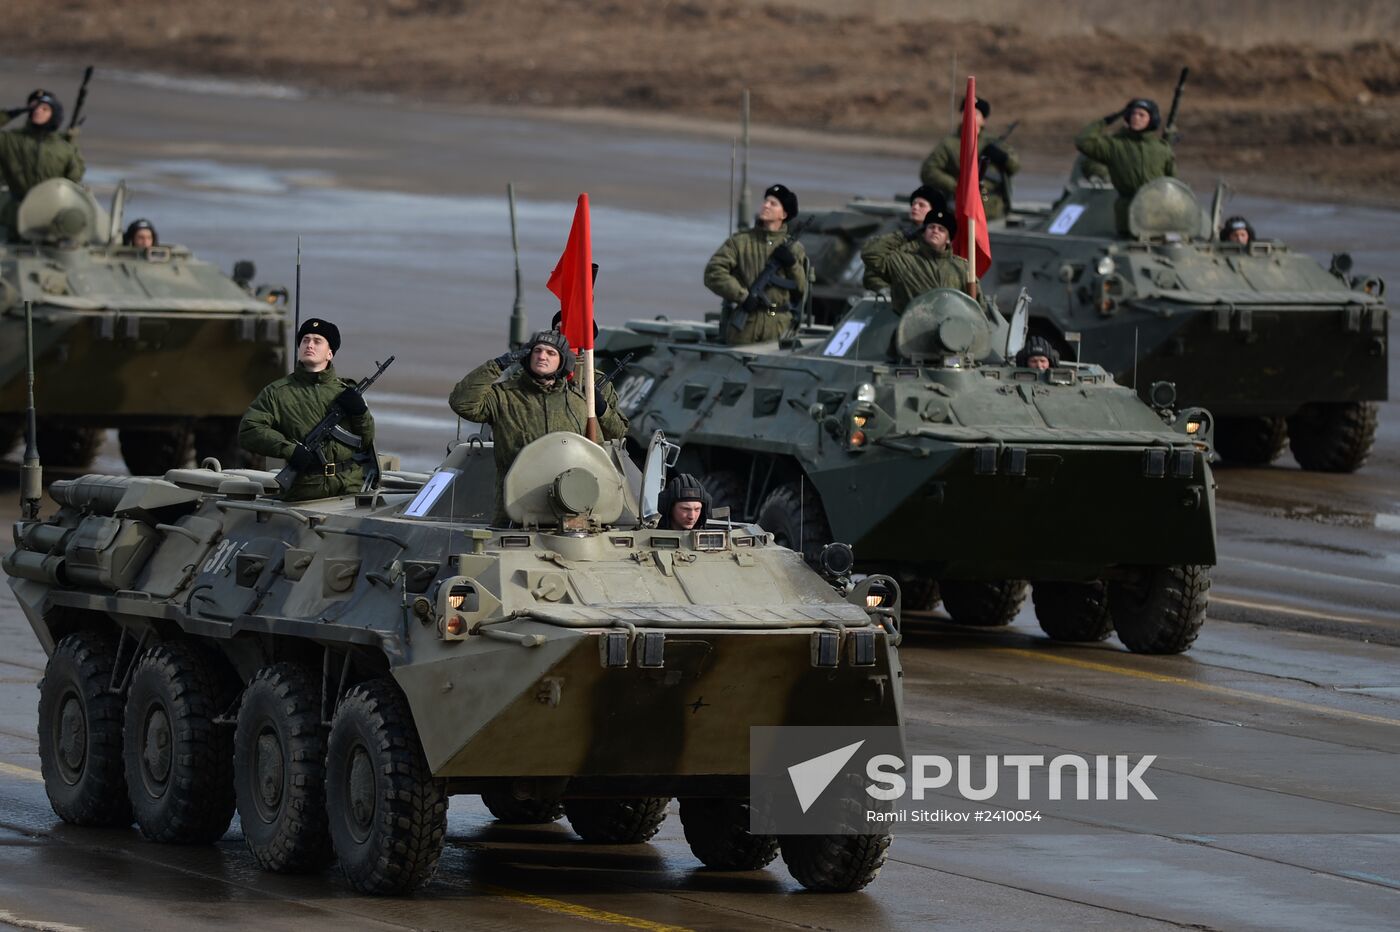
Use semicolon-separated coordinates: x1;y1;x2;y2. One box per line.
703;183;808;345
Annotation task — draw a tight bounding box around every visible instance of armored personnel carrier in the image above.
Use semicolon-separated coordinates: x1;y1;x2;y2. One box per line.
988;178;1388;472
0;178;288;474
599;288;1215;654
4;430;902;894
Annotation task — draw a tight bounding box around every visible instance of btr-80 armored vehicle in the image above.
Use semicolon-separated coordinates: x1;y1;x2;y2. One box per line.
599;288;1215;654
0;178;288;474
4;431;902;894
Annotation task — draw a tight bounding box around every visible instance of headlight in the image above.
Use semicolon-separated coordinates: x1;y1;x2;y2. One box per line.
852;414;867;428
855;383;876;403
850;430;867;447
1185;418;1202;435
866;592;885;608
1096;255;1116;276
447;584;473;610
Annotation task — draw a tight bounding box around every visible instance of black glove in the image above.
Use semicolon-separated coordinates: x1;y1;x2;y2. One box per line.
984;143;1009;169
332;387;368;417
740;293;763;313
904;225;924;241
493;349;520;368
1103;108;1127;125
4;106;27;120
288;443;319;470
593;386;609;416
771;243;796;269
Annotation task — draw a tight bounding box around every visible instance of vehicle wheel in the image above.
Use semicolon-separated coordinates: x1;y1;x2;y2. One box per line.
939;580;1028;627
1108;565;1210;655
118;425;194;476
1214;416;1288;466
234;663;333;873
1031;581;1114;642
565;797;670;844
700;469;750;520
325;678;446;895
194;416;264;470
481;790;565;824
756;482;832;566
1286;402;1379;473
123;641;237;844
37;630;132;827
679;797;779;871
779;830;890;892
40;423;102;469
897;574;941;612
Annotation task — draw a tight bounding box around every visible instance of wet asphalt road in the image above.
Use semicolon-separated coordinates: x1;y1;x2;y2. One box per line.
1;62;1398;930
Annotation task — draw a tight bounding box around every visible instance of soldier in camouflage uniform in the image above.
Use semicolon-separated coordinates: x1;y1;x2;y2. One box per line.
920;96;1019;221
860;201;970;313
239;318;376;502
0;91;84;237
703;183;808;345
449;330;629;523
1074;98;1175;234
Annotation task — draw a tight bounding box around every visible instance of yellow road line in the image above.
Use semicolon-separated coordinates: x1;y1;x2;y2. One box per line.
0;761;42;782
479;884;694;932
1211;595;1390;628
993;647;1400;728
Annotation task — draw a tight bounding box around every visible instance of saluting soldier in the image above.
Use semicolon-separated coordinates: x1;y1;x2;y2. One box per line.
920;96;1019;221
860;200;970;313
703;183;808;345
239;318;376;501
1074;98;1175;234
0;91;85;237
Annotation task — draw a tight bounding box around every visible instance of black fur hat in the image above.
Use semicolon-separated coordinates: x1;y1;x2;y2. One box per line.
297;318;341;354
764;183;798;222
960;96;991;119
921;203;958;241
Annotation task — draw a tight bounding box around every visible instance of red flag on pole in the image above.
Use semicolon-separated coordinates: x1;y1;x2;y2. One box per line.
953;77;991;286
546;194;600;441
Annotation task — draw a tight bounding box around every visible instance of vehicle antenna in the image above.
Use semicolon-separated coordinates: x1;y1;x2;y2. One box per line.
508;182;529;350
20;301;42;521
294;235;302;353
738;89;751;230
728;138;737;236
949;52;957;133
1132;327;1139;392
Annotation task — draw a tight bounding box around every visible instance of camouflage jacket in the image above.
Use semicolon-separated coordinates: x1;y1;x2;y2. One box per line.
919;131;1021;220
0;125;84;232
703;224;808;345
449;359;629;521
238;363;376;501
860;232;971;312
1073;121;1175;200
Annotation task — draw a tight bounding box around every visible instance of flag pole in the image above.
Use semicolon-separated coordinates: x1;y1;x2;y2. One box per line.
584;346;599;442
966;216;977;299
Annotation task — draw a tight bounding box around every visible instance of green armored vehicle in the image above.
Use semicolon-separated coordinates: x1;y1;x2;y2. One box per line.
0;178;288;474
4;430;902;894
599;287;1216;654
986;178;1389;472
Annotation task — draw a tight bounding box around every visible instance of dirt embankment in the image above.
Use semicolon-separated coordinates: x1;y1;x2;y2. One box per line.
9;0;1400;203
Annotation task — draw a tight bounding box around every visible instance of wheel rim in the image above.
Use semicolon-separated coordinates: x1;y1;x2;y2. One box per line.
140;705;173;798
345;743;376;843
252;724;286;822
54;689;87;785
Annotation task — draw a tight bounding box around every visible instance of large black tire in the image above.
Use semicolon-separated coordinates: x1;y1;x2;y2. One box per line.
123;642;237;844
679;797;779;871
194;416;265;470
1214;416;1288;466
481;790;565;824
234;664;333;873
37;630;132;827
565;797;670;844
119;425;194;477
897;574;941;612
40;423;102;469
1032;581;1114;642
756;482;832;566
939;580;1029;627
325;678;447;895
1287;401;1379;473
779;831;891;892
700;469;750;520
1108;565;1211;655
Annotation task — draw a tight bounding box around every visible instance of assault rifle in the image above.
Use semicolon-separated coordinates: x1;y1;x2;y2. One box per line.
731;251;798;332
1163;67;1189;142
275;355;395;494
69;66;93;131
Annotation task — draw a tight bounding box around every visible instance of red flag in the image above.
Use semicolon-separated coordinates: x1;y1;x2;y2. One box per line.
546;194;594;351
953;77;991;282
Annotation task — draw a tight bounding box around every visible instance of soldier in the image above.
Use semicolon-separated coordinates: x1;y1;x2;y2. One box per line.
1220;216;1256;246
123;218;158;248
239;318;376;502
1074;98;1175;234
448;330;629;522
657;473;711;530
549;306;623;417
1015;336;1060;371
908;184;944;227
919;96;1020;221
703;183;808;345
860;201;970;313
0;91;85;237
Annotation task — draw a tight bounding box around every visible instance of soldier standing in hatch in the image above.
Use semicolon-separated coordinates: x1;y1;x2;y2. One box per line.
1220;216;1256;245
920;96;1019;221
703;183;808;345
866;185;949;296
448;330;629;523
657;474;711;531
860;201;970;313
239;318;376;501
1074;98;1175;234
0;91;85;237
